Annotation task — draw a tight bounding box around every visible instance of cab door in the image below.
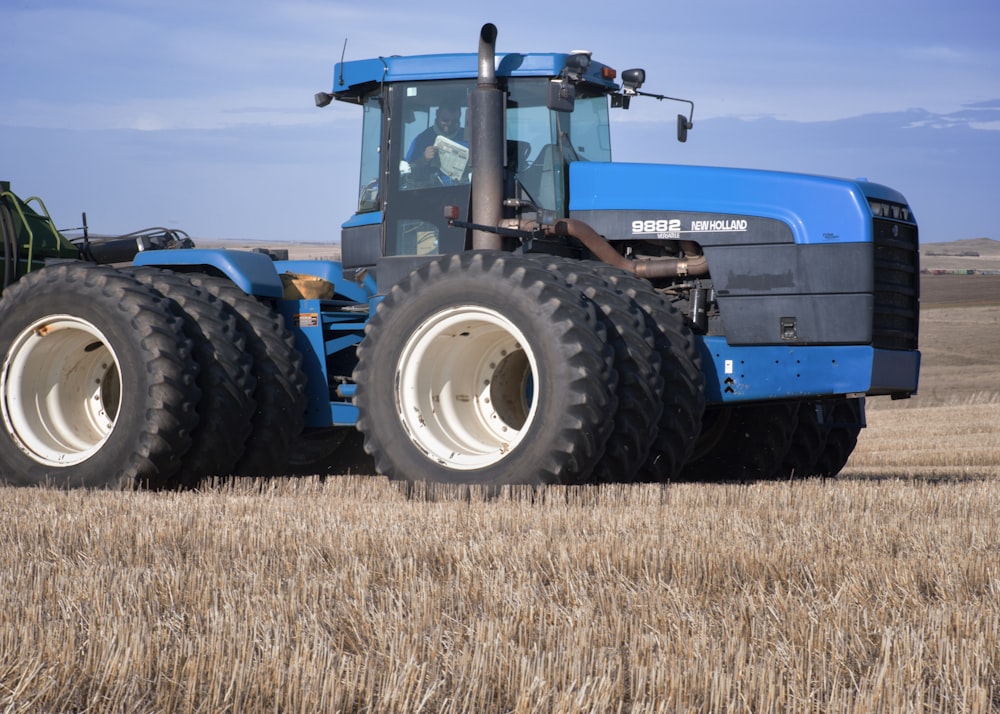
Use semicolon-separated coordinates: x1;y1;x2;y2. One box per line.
382;80;474;257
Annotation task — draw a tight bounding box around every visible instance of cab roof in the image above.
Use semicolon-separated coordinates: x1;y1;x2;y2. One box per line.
331;52;619;102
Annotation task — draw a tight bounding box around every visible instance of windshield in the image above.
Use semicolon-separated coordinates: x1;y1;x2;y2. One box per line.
506;78;611;213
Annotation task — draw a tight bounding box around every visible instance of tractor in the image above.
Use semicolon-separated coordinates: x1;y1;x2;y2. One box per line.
0;24;919;489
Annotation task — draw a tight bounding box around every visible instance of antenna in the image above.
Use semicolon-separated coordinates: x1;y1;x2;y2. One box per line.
338;38;348;86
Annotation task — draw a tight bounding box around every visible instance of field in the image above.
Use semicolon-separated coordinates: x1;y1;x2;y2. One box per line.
1;258;999;712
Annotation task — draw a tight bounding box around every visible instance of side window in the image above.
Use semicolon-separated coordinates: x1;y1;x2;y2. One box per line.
568;95;612;161
357;96;382;213
506;80;562;212
505;80;613;215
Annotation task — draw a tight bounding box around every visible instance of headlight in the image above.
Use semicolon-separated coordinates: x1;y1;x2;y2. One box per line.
868;200;911;222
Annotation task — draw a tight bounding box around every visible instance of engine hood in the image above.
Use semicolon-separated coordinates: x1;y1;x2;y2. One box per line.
568;162;912;245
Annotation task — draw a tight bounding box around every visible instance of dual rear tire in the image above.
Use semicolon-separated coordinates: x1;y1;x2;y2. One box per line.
353;252;705;487
0;264;199;488
0;263;307;489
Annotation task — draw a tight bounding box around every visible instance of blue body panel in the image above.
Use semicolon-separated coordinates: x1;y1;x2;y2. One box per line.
276;298;366;427
134;248;285;297
569;162;907;245
269;262;375;427
342;211;382;229
697;337;920;403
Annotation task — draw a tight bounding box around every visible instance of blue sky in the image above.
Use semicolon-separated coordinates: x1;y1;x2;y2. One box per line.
2;0;998;244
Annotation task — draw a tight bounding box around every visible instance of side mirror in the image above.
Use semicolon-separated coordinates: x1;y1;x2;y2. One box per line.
547;79;575;113
677;114;693;143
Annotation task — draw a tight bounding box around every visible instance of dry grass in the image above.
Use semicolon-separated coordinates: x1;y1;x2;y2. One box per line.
845;403;1000;478
1;477;999;713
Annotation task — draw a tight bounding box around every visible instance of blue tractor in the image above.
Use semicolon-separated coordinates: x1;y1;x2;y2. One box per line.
0;24;919;488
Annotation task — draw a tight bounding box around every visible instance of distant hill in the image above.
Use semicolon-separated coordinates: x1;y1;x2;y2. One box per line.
921;238;1000;273
922;237;1000;256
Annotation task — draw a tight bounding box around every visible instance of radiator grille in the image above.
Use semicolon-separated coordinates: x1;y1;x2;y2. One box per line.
872;213;919;350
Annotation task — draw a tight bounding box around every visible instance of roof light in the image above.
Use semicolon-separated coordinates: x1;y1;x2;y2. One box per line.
602;66;617;80
621;68;646;95
565;51;592;73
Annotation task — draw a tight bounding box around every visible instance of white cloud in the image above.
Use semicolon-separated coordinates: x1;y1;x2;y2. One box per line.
1;89;359;132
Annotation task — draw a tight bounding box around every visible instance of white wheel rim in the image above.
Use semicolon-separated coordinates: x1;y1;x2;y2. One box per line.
1;315;123;466
396;305;539;470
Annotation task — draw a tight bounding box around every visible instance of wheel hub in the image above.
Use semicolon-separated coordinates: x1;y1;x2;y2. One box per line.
395;305;538;470
1;315;123;466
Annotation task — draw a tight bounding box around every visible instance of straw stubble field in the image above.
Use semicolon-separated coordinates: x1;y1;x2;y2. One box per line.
1;273;998;713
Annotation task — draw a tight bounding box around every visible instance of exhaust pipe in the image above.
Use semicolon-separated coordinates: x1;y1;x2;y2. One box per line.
541;218;709;279
469;23;504;251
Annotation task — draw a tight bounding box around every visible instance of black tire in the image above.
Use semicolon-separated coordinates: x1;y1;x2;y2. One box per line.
283;428;348;475
353;251;616;487
813;397;865;478
184;273;307;477
532;256;662;483
282;428;378;476
587;264;706;482
0;263;199;489
129;268;257;487
775;401;826;479
681;402;799;482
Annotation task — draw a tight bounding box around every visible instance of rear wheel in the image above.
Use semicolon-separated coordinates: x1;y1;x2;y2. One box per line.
354;251;616;487
184;273;307;477
0;263;198;488
129;268;257;486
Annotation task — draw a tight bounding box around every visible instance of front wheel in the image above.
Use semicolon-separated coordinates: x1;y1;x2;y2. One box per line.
813;397;865;477
681;402;799;482
354;251;616;487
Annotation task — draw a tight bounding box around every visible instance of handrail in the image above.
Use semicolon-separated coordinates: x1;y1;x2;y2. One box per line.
0;191;64;274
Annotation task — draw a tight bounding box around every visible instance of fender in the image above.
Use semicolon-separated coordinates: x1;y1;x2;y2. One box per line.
133;248;285;298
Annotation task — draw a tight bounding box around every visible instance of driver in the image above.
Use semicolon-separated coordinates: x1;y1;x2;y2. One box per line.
405;104;466;184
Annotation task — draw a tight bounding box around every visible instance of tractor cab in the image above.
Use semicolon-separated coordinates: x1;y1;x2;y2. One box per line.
324;52;621;270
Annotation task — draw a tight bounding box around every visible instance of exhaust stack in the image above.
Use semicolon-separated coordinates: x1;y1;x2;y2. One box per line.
468;23;504;251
